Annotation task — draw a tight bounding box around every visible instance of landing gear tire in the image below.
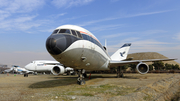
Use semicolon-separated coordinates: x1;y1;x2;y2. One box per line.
77;80;85;85
117;66;123;78
118;73;123;78
24;73;28;77
83;73;87;78
77;69;86;85
67;71;70;75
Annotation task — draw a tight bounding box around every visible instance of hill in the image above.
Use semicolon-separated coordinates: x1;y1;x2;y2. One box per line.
127;52;180;65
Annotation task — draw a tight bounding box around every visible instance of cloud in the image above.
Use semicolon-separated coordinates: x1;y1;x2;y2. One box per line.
101;30;166;39
0;0;45;13
107;39;173;55
51;0;94;8
102;32;135;39
0;0;47;31
79;10;173;26
0;15;43;31
110;0;119;2
125;10;173;18
174;32;180;41
90;24;124;32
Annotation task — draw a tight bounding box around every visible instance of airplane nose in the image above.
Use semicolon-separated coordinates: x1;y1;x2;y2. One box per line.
25;64;30;70
46;34;67;55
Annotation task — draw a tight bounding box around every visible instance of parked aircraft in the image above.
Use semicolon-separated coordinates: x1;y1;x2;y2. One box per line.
25;60;74;75
46;25;176;85
4;65;33;76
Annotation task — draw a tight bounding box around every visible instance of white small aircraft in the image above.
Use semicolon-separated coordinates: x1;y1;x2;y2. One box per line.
25;60;74;75
46;25;176;85
4;65;33;75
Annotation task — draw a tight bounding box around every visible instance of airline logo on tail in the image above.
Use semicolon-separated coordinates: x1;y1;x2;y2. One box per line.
120;51;126;57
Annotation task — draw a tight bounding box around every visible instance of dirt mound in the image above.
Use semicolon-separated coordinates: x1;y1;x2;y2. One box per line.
127;52;180;65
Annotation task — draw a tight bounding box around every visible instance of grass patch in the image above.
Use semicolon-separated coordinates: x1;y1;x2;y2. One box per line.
82;93;94;96
143;95;153;100
59;84;136;97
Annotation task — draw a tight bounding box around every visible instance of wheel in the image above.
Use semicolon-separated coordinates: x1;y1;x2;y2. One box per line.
83;73;87;78
79;80;85;85
120;73;123;77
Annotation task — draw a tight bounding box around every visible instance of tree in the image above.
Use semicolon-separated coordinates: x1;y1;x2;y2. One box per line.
121;65;129;71
152;61;164;70
165;63;172;70
172;64;179;70
129;64;136;72
149;64;153;71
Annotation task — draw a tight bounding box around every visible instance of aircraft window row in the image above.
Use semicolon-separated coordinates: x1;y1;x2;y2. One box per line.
81;34;104;50
52;29;83;39
37;64;44;66
59;29;71;34
45;63;61;65
52;29;59;34
76;31;82;38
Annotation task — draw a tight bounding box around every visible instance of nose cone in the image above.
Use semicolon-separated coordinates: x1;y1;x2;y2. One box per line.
25;63;33;71
46;34;67;55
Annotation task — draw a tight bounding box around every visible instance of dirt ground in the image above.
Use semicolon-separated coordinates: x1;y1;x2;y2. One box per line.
0;73;179;101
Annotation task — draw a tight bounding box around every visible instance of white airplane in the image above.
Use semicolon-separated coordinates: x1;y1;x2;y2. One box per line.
4;65;33;76
25;60;74;75
46;25;176;85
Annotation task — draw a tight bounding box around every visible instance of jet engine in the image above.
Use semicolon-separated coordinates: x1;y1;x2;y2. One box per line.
51;65;65;75
136;62;149;74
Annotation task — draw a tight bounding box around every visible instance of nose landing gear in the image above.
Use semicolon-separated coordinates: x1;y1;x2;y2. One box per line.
77;69;86;85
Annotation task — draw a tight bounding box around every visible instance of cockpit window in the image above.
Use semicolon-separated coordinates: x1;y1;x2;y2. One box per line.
59;29;71;34
76;31;82;38
52;29;59;34
71;30;77;36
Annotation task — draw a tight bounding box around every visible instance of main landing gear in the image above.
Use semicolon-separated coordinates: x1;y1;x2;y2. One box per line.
117;66;123;78
77;69;86;85
24;73;28;77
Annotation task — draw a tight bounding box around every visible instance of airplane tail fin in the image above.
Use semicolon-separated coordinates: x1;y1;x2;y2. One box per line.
110;43;131;61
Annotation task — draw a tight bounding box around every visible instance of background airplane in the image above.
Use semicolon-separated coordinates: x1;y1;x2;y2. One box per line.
3;65;33;76
25;60;74;76
46;25;176;85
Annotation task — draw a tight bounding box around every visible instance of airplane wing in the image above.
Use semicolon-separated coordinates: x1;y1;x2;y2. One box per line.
109;58;177;68
21;70;34;74
4;68;13;73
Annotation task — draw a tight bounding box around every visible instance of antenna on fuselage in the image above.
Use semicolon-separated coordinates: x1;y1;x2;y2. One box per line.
103;39;108;53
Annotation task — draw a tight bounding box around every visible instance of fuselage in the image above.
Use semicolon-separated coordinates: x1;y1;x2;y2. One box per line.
25;60;61;72
46;25;111;70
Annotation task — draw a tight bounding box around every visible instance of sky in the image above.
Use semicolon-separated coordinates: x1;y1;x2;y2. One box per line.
0;0;180;67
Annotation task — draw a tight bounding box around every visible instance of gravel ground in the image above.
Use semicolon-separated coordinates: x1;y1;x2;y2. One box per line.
0;73;179;101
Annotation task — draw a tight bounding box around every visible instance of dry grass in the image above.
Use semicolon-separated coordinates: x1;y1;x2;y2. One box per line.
0;73;179;101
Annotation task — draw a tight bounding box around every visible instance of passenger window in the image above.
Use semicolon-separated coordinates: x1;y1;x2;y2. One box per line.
76;31;82;38
52;29;59;34
87;35;91;41
82;34;87;40
71;30;77;36
59;29;71;34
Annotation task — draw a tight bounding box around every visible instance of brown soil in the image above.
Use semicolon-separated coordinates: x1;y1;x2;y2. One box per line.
0;73;179;101
127;52;180;66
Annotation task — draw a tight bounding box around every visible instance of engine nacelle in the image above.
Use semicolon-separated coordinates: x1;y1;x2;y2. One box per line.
51;65;65;75
136;62;149;74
